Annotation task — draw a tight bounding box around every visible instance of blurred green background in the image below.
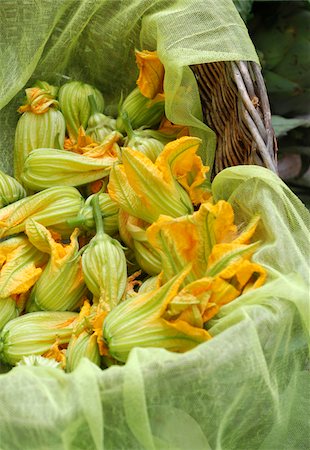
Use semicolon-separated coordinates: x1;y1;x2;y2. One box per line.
234;0;310;208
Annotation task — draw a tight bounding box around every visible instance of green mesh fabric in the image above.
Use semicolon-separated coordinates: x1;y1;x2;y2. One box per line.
0;166;309;450
0;1;309;449
0;0;258;175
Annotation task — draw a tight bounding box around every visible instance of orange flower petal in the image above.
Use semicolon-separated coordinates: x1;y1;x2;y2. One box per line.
135;50;165;99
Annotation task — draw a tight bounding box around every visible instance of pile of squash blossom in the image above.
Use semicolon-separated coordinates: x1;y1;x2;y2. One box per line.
0;50;267;371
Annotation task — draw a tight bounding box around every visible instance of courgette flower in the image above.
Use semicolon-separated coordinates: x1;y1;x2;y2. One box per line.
25;220;88;312
146;200;266;322
108;136;209;223
0;186;84;239
17;81;59;115
103;266;211;362
0;236;47;300
81;195;127;311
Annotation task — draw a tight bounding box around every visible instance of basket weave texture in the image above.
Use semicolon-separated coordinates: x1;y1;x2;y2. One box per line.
192;61;278;178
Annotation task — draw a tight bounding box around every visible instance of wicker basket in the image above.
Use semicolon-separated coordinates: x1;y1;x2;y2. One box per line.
191;60;278;178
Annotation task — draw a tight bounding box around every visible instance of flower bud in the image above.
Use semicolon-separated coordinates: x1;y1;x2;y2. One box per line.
116;87;165;133
0;297;19;330
68;192;119;236
81;195;127;310
14;82;65;187
21;132;120;191
0;311;78;366
25;221;87;312
0;186;84;239
58;81;104;142
66;331;101;372
86;94;117;142
0;170;26;208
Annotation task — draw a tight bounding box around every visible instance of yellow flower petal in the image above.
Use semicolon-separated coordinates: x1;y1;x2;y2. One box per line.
108;164;144;220
156;135;210;206
204;201;237;243
121;147;192;220
202;303;220;322
162;318;212;342
209;277;240;306
64;127;95;153
207;241;259;277
156;136;201;185
42;339;66;367
92;309;109;356
166;278;212;327
135;50;165;99
82;131;121;159
147;214;198;283
224;259;267;292
0;237;23;268
18;85;58;115
26;219;80;265
0;236;47;298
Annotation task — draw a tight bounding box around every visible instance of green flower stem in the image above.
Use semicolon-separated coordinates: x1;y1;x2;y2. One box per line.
91;193;105;236
88;94;99;117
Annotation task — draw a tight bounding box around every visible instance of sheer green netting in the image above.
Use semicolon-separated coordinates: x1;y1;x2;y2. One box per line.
0;1;309;449
0;166;309;450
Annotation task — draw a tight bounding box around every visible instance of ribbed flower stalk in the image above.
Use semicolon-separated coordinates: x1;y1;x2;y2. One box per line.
67;192;119;236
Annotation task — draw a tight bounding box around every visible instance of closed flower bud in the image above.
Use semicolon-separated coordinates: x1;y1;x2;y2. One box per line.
66;331;101;372
138;276;158;294
0;186;84;239
68;192;119;236
82;195;127;311
0;297;20;330
126;133;164;162
116;87;165;133
124;215;161;276
21;132;120;191
0;170;26;208
0;311;78;366
59;81;104;142
121;113;165;162
14;89;66;186
86;94;117;142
